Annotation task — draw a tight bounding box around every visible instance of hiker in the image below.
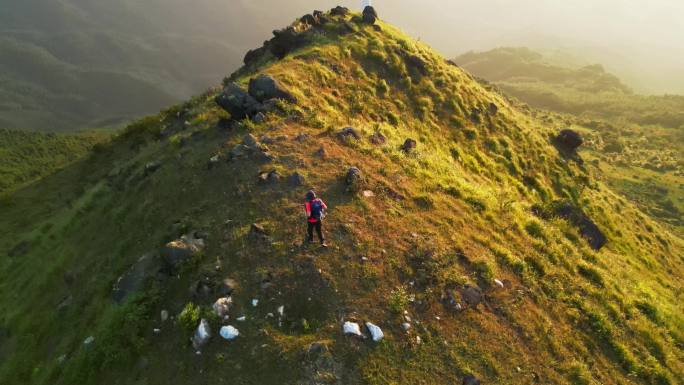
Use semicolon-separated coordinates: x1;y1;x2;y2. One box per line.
304;190;327;246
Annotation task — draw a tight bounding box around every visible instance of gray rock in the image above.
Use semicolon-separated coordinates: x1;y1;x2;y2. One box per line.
243;134;260;148
362;6;378;24
258;170;281;184
488;102;498;115
191;319;211;350
144;161;162;176
289;172;305;187
470;108;482;124
230;144;250;160
307;342;329;355
369;132;386;145
315;146;327;158
252;112;266;123
112;254;162;302
160;234;206;268
346;167;362;186
217;278;237;296
460;285;484;308
463;374;481;385
330;6;349;16
215;83;262;120
555;129;584;151
338;126;361;140
401;138;417;153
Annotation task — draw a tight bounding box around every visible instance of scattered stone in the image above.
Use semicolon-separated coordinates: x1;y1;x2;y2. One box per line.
252;299;259;307
362;6;378;24
362;190;375;198
83;336;95;346
365;322;384;342
215;83;262;120
555;129;584;152
248;74;297;103
289;172;305;187
252;112;266;123
307;342;329;355
338;126;361;140
345;167;362;186
460;285;484;308
189;280;213;301
463;374;481;385
144;161;162;176
153;328;161;334
295;133;310;142
237;316;247;322
230;144;250;160
191;319;211;350
315;146;327;158
470;108;482;124
219;325;240;340
248;224;269;242
277;305;285;317
161;310;169;322
213;297;232;319
369;131;386;145
343;321;363;337
401;138;417;153
402;322;411;331
416;336;422;344
217;278;237;296
258;170;282;184
300;13;317;26
243;133;259;148
488;102;498;115
330;6;349;16
207;154;221;170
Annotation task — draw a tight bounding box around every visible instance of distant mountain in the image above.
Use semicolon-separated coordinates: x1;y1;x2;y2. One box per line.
0;0;258;132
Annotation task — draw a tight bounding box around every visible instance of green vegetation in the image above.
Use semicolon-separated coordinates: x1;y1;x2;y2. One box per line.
0;129;108;193
455;47;684;236
0;12;682;385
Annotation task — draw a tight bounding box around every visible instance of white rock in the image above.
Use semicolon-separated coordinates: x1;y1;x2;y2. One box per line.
277;305;284;317
219;325;240;340
494;279;505;288
83;336;95;345
191;319;211;350
366;322;384;342
161;310;169;322
153;328;161;334
401;322;411;331
236;316;246;321
362;190;375;197
416;336;421;344
252;299;259;307
343;321;363;337
213;297;232;318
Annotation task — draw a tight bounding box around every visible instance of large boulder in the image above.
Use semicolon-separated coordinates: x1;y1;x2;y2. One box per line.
459;285;484;308
555;129;583;151
270;27;306;59
112;254;163;302
248;75;296;103
160;233;206;268
552;202;606;250
362;6;378;24
346;167;362;186
215;83;262;119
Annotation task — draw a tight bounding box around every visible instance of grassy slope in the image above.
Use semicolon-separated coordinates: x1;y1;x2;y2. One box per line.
455;47;684;237
1;13;683;385
0;129;108;193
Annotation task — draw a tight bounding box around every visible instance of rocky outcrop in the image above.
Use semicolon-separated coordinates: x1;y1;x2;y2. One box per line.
215;83;261;119
555;129;583;151
248;74;296;103
362;6;378;24
161;232;206;268
533;201;607;250
330;6;349;16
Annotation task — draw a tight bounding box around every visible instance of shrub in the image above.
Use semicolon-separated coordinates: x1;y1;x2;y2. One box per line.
388;287;410;314
178;302;201;333
525;220;545;239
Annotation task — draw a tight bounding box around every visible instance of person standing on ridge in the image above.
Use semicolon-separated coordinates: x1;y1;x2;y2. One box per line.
304;190;327;247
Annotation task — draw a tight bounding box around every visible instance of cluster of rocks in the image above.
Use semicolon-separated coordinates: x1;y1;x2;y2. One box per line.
112;231;208;303
342;320;384;342
230;133;274;162
243;6;356;68
216;74;295;121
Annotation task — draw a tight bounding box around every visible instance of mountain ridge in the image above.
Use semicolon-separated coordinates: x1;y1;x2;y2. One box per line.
1;8;682;385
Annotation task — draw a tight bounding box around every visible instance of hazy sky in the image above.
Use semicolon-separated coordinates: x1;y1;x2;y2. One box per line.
236;0;684;93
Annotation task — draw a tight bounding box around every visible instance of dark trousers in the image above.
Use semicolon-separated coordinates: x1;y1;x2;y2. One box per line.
307;220;324;243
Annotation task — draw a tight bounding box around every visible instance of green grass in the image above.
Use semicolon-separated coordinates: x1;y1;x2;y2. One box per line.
0;11;682;385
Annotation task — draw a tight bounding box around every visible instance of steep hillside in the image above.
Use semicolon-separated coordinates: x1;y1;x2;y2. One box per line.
0;129;108;193
1;9;683;385
454;48;684;236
